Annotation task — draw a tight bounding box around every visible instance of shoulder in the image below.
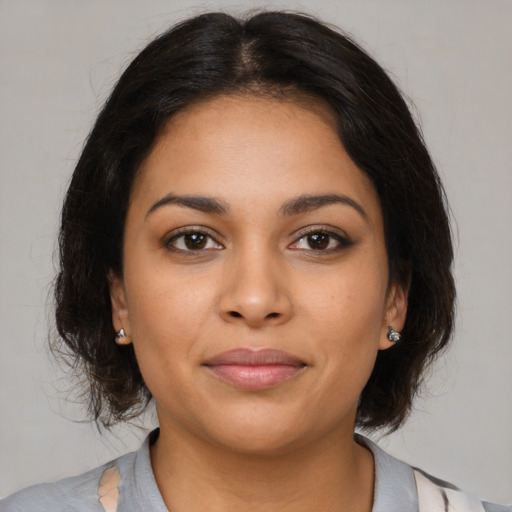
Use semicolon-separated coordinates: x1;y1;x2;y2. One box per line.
0;465;105;511
357;434;511;512
0;452;137;512
413;466;511;512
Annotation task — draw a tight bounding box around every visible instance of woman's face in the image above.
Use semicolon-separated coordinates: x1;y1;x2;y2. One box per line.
111;95;406;454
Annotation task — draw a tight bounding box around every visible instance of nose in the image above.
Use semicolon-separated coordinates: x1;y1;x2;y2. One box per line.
218;248;293;329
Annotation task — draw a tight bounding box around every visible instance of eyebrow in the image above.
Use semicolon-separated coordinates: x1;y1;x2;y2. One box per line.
279;194;368;220
146;194;229;218
146;193;367;220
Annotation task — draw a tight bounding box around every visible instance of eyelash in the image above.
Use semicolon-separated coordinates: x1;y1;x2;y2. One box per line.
164;227;222;253
291;228;352;253
164;226;352;254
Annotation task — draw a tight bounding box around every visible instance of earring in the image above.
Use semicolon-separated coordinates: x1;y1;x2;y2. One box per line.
115;328;131;345
387;326;401;343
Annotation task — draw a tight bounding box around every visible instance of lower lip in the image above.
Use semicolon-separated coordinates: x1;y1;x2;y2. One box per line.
206;364;305;390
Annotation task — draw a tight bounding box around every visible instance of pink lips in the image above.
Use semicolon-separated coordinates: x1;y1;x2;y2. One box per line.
204;348;306;390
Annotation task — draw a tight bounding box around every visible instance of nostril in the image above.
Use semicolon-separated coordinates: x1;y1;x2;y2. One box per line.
266;312;280;319
229;311;243;318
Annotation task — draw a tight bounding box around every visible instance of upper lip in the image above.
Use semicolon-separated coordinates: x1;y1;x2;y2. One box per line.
204;348;306;366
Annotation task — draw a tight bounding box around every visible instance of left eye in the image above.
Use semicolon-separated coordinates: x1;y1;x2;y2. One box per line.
167;231;223;251
291;231;346;251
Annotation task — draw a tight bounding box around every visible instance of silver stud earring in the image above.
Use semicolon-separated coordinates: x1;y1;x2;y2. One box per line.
115;328;131;345
387;326;401;343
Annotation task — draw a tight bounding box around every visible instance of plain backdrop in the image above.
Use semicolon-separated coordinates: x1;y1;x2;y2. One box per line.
0;0;511;504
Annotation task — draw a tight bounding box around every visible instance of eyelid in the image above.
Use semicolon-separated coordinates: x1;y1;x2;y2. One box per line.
163;226;224;251
162;224;352;253
289;225;353;251
293;224;350;239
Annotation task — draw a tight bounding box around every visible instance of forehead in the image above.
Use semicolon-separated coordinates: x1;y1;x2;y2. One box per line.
132;94;381;223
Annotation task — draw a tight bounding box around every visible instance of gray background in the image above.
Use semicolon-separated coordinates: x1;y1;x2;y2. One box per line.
1;0;511;503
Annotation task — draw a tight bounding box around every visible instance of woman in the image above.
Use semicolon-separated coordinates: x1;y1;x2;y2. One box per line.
1;10;508;512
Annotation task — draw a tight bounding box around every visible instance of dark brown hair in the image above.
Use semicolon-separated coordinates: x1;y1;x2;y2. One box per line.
54;11;455;432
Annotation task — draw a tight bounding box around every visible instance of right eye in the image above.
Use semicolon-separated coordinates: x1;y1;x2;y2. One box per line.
166;230;223;252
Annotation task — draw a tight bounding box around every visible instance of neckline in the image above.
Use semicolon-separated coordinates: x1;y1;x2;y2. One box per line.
356;434;419;511
134;429;418;512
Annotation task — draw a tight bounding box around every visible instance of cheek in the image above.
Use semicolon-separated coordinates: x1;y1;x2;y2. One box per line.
123;274;219;418
298;260;387;336
296;258;388;377
126;254;216;327
123;263;218;376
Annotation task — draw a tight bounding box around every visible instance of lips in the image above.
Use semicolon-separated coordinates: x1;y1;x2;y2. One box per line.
203;348;307;390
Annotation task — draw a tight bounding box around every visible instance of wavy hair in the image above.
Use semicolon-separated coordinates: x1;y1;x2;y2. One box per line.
54;11;455;431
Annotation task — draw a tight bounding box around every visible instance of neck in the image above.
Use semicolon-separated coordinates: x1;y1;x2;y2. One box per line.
150;420;374;512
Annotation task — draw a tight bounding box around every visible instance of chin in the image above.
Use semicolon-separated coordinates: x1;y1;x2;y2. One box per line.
199;407;324;457
217;428;304;457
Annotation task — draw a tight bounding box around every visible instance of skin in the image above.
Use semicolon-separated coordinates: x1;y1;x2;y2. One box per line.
110;94;407;512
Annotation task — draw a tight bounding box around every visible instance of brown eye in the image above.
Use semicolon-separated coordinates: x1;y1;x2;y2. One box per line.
290;229;351;253
166;230;223;252
307;233;329;250
184;233;207;249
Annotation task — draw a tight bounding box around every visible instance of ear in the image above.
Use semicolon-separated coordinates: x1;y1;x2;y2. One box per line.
379;281;408;351
108;271;131;335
